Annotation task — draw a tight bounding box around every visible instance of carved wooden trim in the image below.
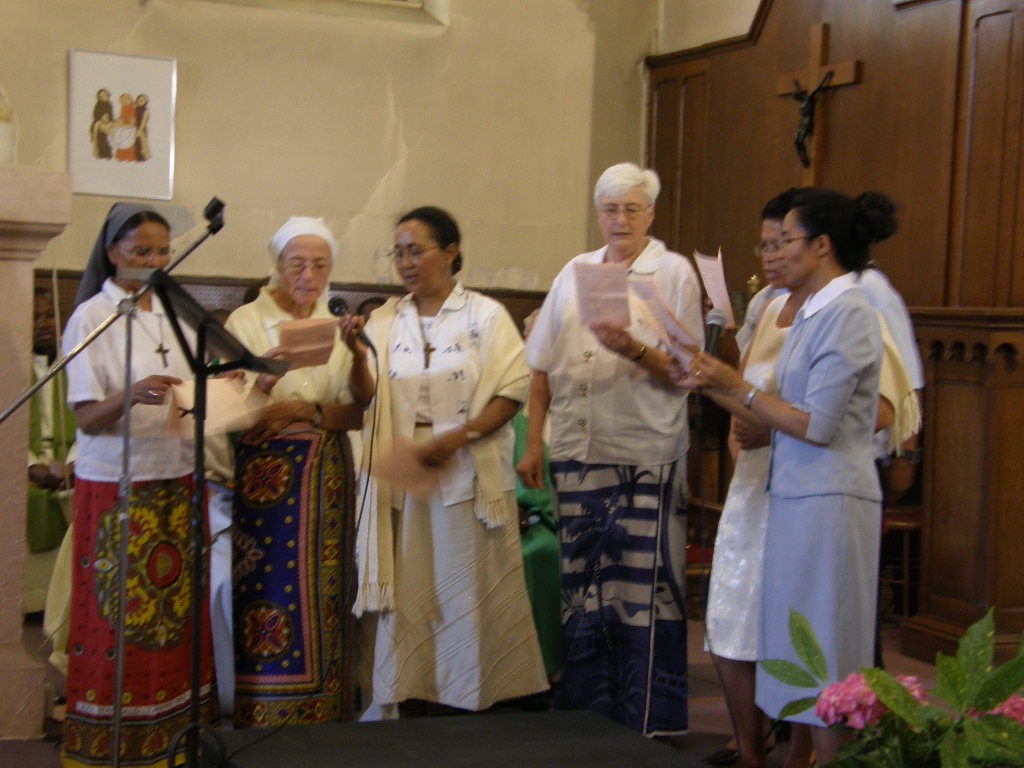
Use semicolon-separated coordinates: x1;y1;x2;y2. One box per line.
646;0;773;67
909;307;1024;368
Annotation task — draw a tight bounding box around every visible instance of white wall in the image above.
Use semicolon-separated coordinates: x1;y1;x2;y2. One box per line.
0;0;758;292
658;0;762;53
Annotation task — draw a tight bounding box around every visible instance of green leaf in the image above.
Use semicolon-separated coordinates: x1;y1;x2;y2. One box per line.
957;610;995;705
777;696;819;720
938;729;969;768
973;653;1024;712
758;659;821;689
961;715;1024;765
934;653;967;712
789;609;829;682
863;667;930;731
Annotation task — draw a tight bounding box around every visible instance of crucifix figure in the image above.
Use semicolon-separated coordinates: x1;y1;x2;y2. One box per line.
777;23;862;185
155;341;170;368
423;341;435;368
792;70;834;168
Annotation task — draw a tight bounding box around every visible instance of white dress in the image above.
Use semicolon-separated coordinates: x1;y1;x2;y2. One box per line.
704;295;789;661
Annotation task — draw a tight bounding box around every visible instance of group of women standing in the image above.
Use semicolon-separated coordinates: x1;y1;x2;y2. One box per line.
58;164;907;767
682;188;910;767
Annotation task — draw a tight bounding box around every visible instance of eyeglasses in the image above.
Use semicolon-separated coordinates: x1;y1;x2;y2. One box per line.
282;258;331;277
597;204;650;220
755;235;813;257
388;244;440;264
122;245;171;262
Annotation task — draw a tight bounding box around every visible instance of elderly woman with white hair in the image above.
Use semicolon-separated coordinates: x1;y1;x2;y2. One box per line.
225;216;367;727
516;163;703;735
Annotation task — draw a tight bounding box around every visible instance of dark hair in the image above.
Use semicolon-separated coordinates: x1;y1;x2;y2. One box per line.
761;187;801;221
396;206;463;274
788;189;897;272
109;210;171;248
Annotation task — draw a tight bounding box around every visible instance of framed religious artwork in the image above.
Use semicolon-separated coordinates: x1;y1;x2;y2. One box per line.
68;50;176;200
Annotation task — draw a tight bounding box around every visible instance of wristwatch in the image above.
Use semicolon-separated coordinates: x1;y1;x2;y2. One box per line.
901;447;922;465
311;403;323;428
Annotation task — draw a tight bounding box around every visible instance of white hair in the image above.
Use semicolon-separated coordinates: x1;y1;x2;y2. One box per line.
593;162;661;206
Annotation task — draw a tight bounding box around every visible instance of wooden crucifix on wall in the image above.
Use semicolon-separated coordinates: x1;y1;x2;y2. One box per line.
777;23;862;185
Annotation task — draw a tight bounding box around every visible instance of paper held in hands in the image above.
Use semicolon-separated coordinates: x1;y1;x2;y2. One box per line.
277;317;337;369
574;261;630;328
371;435;451;500
693;248;737;329
631;277;700;366
163;377;270;437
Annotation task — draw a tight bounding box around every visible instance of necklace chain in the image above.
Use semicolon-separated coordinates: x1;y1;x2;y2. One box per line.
134;312;170;368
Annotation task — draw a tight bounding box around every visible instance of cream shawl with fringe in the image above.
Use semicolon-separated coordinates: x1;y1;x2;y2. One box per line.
352;290;528;616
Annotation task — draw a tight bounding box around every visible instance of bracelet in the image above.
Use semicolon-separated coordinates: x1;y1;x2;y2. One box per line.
311;402;324;428
632;344;648;362
743;385;759;409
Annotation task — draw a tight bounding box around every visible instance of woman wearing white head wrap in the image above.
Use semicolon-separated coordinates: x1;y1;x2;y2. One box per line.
223;216;368;727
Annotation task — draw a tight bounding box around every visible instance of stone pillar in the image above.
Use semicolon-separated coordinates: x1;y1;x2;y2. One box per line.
0;167;71;738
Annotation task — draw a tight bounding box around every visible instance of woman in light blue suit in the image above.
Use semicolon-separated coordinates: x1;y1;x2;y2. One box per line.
675;188;897;766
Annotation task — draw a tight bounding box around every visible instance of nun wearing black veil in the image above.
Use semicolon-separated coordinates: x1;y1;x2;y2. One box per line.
61;202;217;768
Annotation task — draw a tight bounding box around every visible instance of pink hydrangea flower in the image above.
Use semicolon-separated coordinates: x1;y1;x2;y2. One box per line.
989;693;1024;724
816;673;887;729
815;673;930;730
896;675;928;705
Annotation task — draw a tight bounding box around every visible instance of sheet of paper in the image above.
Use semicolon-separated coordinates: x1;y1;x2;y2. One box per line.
277;317;337;369
163;377;270;437
370;435;451;500
693;248;737;328
574;261;630;328
632;277;699;366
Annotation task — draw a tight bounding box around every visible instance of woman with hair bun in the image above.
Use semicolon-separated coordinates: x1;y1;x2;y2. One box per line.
674;189;897;765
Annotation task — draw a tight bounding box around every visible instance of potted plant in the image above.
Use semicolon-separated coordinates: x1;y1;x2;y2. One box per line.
761;609;1024;766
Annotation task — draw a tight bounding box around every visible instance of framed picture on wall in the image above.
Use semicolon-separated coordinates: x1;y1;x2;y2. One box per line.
68;50;176;200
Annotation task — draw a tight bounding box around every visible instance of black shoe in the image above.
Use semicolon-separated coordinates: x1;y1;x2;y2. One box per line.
703;747;738;766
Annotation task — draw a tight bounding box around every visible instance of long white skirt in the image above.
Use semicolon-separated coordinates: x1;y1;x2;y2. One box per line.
704;445;771;661
368;484;548;711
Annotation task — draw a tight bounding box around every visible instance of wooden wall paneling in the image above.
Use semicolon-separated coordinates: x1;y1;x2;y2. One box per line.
901;309;1024;662
647;60;709;255
648;0;958;308
34;270;546;339
948;0;1024;306
648;71;683;249
821;0;960;308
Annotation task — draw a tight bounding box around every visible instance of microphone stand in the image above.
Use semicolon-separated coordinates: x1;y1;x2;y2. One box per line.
147;267;288;768
0;198;225;768
0;198;226;427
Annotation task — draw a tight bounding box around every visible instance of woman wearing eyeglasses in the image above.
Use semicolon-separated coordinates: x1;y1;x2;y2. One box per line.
223;217;366;727
344;205;547;718
516;163;704;736
675;189;897;765
61;203;217;768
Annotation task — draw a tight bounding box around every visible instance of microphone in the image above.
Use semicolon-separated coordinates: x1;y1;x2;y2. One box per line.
704;308;728;356
328;295;376;353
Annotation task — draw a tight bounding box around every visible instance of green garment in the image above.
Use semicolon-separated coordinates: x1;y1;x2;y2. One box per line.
512;411;563;676
26;368;75;552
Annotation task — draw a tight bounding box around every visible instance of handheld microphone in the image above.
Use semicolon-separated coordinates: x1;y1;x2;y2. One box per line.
704;308;728;356
328;296;376;353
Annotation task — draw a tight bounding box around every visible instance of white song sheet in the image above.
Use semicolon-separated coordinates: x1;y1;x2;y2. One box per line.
693;248;736;329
